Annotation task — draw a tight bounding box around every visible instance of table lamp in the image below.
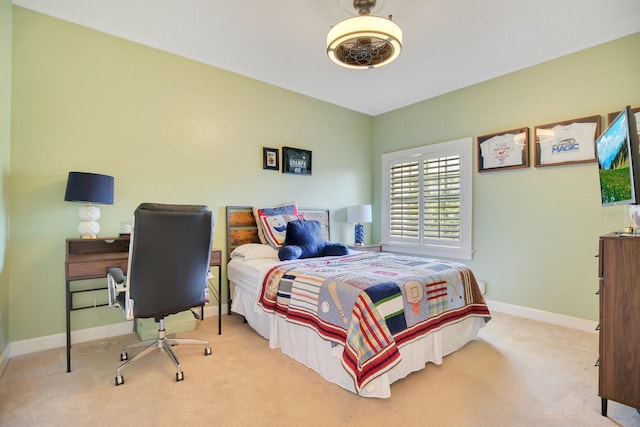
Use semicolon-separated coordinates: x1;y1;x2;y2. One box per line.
347;204;372;246
64;171;114;239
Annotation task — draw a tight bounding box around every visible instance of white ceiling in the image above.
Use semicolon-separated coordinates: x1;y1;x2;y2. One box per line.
12;0;640;116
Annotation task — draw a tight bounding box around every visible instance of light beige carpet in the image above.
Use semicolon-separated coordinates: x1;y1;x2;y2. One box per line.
0;311;638;427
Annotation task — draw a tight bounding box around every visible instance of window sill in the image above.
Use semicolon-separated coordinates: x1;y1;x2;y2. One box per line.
381;243;473;261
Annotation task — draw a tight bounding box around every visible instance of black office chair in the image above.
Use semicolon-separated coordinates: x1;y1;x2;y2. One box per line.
107;203;213;386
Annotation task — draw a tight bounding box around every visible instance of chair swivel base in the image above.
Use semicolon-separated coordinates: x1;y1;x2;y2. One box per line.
115;319;211;386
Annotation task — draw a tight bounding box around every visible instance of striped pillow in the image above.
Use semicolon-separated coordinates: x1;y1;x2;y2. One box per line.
253;202;299;246
259;213;305;247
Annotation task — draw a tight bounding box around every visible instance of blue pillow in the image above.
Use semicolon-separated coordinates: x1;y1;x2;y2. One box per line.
278;220;348;261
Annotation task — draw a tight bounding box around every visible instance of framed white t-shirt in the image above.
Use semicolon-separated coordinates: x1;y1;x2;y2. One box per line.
535;117;599;166
480;132;526;169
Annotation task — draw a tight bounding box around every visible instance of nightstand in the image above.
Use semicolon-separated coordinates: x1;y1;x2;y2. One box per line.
348;244;382;252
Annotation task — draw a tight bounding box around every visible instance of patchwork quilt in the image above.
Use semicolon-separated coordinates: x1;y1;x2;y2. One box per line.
257;252;491;393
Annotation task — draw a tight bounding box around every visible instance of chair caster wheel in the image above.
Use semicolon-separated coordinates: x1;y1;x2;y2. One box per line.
120;351;128;361
204;347;212;356
176;372;184;382
115;375;124;386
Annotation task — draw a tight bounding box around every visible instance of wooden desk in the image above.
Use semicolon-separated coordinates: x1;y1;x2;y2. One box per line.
65;237;222;373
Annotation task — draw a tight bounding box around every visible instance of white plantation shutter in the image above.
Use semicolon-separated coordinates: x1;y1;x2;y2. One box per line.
423;155;461;241
389;160;420;239
382;137;472;260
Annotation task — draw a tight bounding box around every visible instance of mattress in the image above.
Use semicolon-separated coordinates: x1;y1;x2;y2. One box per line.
228;257;278;339
227;255;487;398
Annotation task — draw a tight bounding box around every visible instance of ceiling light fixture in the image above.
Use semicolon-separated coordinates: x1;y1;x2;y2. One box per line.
327;0;403;69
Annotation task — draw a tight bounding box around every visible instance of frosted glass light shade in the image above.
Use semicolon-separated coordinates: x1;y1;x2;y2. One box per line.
327;15;402;69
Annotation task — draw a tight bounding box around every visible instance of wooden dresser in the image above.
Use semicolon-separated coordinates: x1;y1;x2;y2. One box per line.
597;233;640;416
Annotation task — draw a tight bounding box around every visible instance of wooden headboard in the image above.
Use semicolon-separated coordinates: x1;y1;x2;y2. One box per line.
226;206;330;256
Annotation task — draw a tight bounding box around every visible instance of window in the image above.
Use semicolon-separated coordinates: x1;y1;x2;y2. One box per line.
381;137;473;260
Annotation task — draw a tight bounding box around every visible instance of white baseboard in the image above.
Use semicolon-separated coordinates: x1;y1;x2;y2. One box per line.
6;304;227;359
8;319;135;358
203;304;225;319
486;299;598;334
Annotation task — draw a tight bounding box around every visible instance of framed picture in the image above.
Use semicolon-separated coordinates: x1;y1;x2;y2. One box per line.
534;115;600;167
607;107;640;126
477;127;529;172
263;147;279;171
282;147;312;175
608;107;640;143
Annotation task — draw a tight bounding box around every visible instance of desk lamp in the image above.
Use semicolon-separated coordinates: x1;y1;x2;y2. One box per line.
347;204;372;246
64;171;114;239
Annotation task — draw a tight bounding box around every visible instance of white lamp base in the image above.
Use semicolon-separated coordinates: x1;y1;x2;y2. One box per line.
78;204;101;239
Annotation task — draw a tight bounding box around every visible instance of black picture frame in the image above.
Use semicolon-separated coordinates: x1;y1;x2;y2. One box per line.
263;147;279;171
534;115;600;167
607;107;640;146
477;127;529;173
282;147;312;175
607;107;640;125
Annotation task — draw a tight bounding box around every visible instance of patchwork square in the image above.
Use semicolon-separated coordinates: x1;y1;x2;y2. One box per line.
365;282;406;334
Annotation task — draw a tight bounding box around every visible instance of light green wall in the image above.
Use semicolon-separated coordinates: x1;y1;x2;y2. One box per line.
0;0;11;356
9;7;373;342
8;5;640;344
373;32;640;321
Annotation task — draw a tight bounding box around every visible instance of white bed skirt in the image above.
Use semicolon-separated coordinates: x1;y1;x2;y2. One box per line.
231;283;486;398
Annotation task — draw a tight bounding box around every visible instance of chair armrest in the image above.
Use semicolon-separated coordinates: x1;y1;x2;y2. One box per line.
107;267;126;308
107;267;125;283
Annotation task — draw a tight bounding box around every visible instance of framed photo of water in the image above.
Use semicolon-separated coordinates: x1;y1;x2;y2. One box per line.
282;147;312;175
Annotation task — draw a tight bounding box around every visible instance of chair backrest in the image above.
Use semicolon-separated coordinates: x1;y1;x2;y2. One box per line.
125;203;213;320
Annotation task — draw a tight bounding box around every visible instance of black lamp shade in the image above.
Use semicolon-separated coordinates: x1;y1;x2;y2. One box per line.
64;172;114;204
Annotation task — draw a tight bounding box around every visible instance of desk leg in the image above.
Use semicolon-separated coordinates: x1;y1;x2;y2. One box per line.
65;280;71;373
227;279;231;315
217;266;221;335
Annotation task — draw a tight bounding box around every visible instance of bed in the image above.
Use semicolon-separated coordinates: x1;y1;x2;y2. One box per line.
226;205;491;398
